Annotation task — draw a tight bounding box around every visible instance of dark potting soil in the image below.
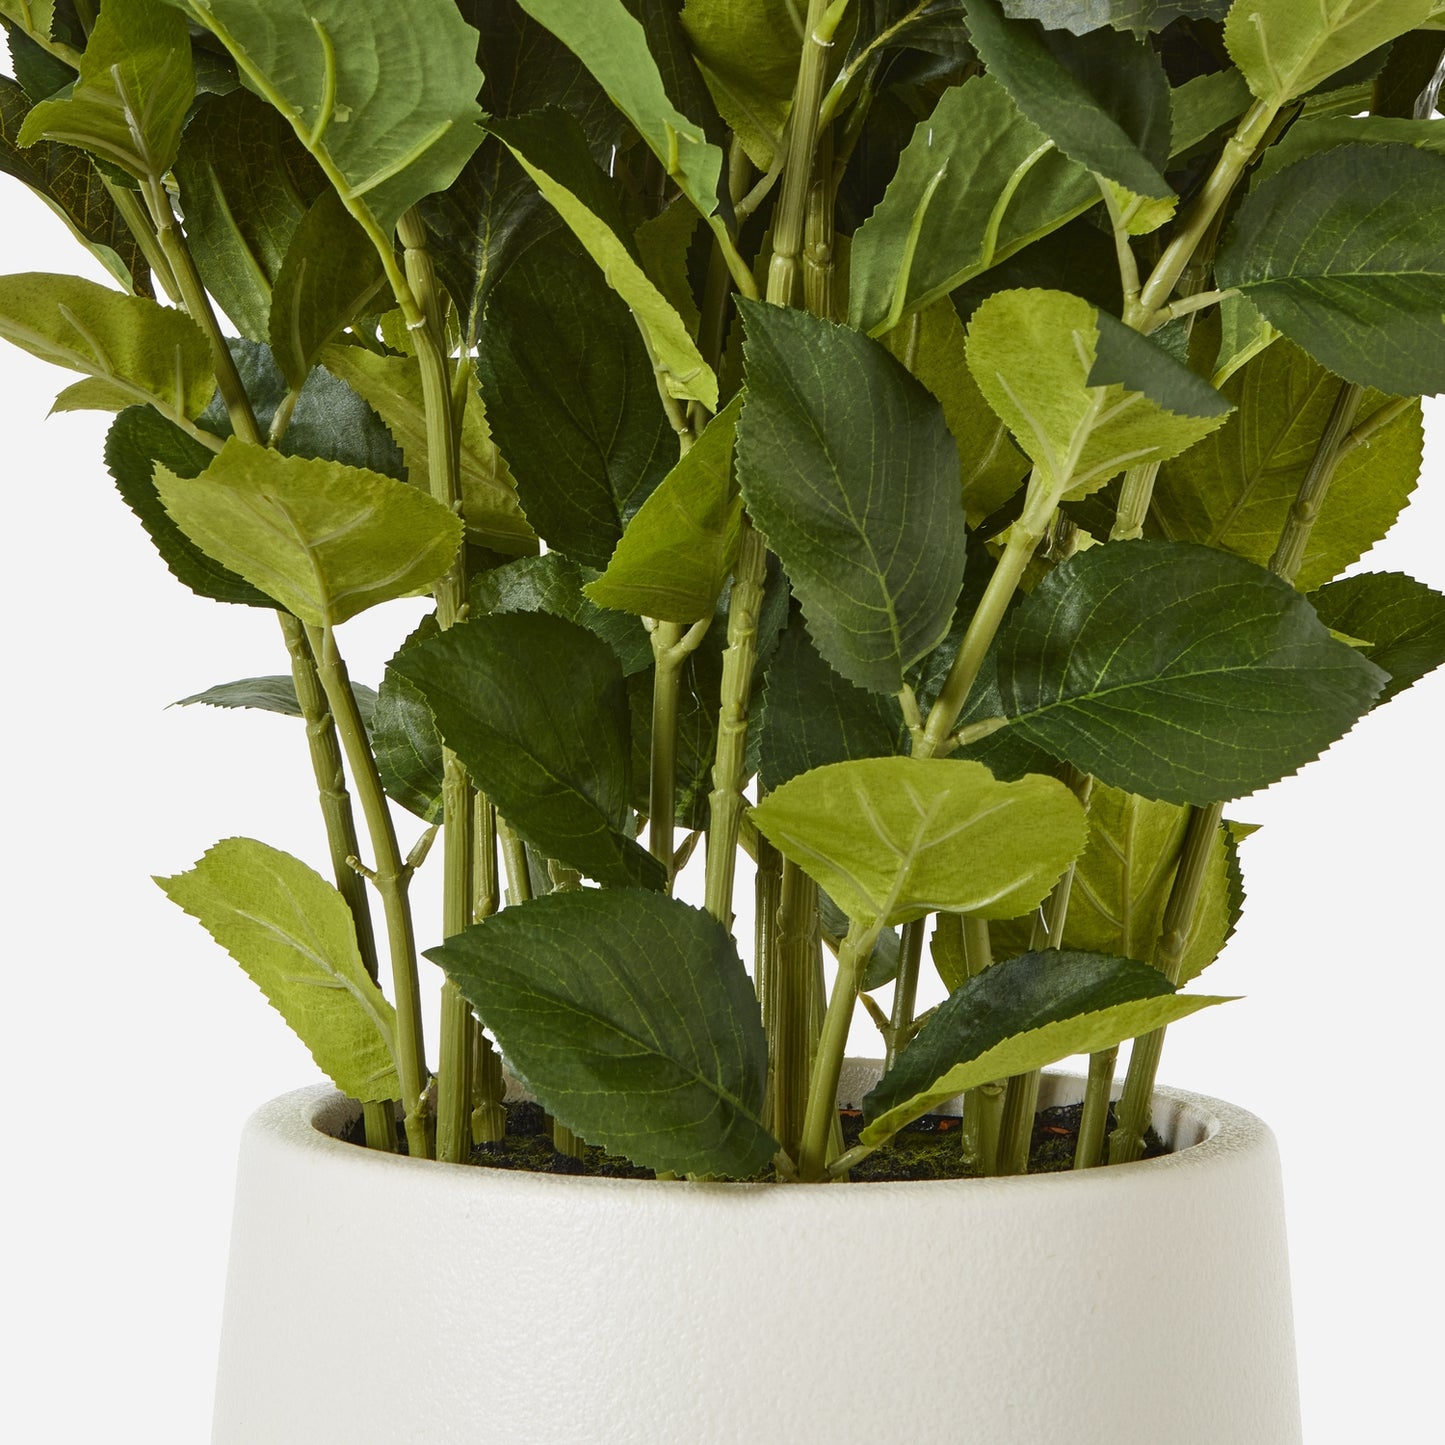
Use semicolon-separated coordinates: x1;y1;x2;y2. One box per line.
340;1099;1168;1181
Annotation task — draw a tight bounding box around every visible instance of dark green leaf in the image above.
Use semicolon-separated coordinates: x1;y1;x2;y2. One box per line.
476;231;675;569
391;612;664;890
375;617;445;822
964;0;1172;198
0;76;151;294
1255;114;1445;183
170;0;484;239
737;301;967;695
173;674;378;730
1215;143;1445;395
999;0;1230;34
268;190;386;391
426;888;776;1177
996;540;1389;803
586;394;743;624
1151;342;1423;591
817;887;903;991
861;948;1228;1144
757;615;910;792
21;0;193;181
153;439;463;626
1169;69;1252;158
471;553;653;677
106;405;274;607
1309;572;1445;705
849;76;1097;333
158;838;401;1101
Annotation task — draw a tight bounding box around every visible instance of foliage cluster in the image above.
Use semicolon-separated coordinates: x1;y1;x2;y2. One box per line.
2;0;1443;1183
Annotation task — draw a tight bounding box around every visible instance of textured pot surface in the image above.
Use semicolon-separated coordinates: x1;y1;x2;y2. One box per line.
212;1065;1300;1444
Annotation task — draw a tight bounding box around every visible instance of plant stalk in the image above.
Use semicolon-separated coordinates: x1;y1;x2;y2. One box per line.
883;918;927;1073
470;794;506;1145
767;858;821;1162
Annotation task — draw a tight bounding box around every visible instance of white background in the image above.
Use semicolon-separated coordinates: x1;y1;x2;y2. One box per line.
1;159;1443;1441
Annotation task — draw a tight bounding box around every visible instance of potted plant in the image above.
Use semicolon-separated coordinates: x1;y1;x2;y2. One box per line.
2;0;1443;1439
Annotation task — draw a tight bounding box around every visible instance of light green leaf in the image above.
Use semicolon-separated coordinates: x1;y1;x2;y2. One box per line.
680;0;799;169
1224;0;1436;105
882;297;1030;527
476;231;675;569
426;888;776;1177
860;948;1228;1145
965;288;1231;502
1154;341;1422;591
489;108;717;408
1309;571;1445;705
737;300;967;695
517;0;725;219
168;0;484;238
996;539;1389;803
750;757;1089;929
0;272;214;420
849;77;1098;335
1169;68;1251;157
173;89;326;343
1215;143;1445;395
318;344;535;556
157;838;400;1101
964;0;1173;197
0;76;152;294
391;612;665;891
153;438;464;626
586;395;742;623
988;782;1237;982
268;190;386;392
19;0;193;181
1211;292;1279;387
636;198;704;337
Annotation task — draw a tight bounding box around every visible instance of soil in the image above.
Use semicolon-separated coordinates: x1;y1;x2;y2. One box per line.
340;1099;1168;1182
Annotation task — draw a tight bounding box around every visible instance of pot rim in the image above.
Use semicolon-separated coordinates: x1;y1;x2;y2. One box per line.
239;1061;1275;1201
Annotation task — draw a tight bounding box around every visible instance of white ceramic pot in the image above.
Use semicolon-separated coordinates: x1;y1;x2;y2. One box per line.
212;1064;1300;1444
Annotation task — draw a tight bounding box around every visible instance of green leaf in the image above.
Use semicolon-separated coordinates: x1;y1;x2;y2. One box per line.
426;888;775;1177
472;553;653;678
20;0;193;181
1215;143;1445;396
818;886;903;991
636;196;704;336
488;108;717;409
517;0;725;219
848;76;1099;334
1224;0;1436;105
0;76;152;294
173;674;378;731
375;617;445;823
1169;68;1252;157
1153;341;1422;591
987;782;1237;982
1256;114;1445;184
586;394;743;623
998;0;1230;33
318;344;534;556
153;438;463;626
0;272;213;419
157;838;400;1101
736;301;967;695
391;612;664;891
860;948;1228;1145
1309;572;1445;706
965;288;1231;502
172;90;325;342
679;0;800;169
476;231;674;569
757;615;910;792
996;539;1389;803
882;297;1030;528
964;0;1172;197
105;406;275;607
1211;292;1279;388
751;757;1089;929
267;190;386;392
169;0;484;239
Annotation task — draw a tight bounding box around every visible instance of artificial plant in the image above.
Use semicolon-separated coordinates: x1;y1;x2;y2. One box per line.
2;0;1443;1184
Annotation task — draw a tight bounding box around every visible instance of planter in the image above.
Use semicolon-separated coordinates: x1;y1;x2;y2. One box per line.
212;1064;1300;1444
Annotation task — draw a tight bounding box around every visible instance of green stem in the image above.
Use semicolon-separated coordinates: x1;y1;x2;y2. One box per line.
470;795;506;1145
102;180;181;303
498;817;534;907
767;858;821;1162
308;624;430;1160
955;916;1003;1173
883;918;926;1073
647;619;708;881
1073;1045;1118;1170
